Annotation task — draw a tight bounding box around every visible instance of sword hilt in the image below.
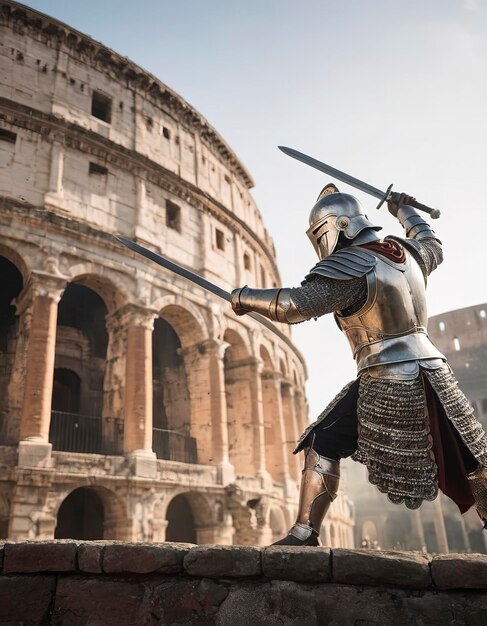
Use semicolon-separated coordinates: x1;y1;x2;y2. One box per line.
378;187;441;220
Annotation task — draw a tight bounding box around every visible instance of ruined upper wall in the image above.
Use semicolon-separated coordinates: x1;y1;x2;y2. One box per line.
0;0;281;293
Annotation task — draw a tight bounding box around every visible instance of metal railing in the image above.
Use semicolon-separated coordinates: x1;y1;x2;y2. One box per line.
49;411;123;455
152;427;198;464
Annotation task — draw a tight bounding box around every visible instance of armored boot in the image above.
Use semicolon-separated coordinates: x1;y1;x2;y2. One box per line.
272;447;340;546
467;465;487;529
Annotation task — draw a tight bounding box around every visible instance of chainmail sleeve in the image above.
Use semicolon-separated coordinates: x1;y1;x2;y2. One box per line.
289;274;367;320
387;236;443;279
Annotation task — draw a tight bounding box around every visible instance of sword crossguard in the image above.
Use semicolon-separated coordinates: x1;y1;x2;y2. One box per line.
375;183;394;212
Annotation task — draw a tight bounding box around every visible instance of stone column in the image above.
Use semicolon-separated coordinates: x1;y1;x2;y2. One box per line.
262;371;292;493
282;384;302;483
433;493;449;554
17;275;65;468
121;305;157;478
183;339;234;485
247;358;272;488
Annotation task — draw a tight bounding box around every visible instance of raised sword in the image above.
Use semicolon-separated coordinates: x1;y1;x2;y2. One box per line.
278;146;441;219
115;235;284;337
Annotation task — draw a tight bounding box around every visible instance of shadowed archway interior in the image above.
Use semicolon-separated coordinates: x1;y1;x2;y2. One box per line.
55;487;104;540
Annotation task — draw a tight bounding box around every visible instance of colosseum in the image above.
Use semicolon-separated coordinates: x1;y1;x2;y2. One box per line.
0;1;354;546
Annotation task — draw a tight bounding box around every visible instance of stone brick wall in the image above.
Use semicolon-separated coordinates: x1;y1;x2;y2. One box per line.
1;541;486;625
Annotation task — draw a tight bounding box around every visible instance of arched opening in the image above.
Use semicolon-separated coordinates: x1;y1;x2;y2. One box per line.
361;519;379;549
152;318;195;462
52;368;81;413
223;330;253;475
0;255;23;445
165;494;197;543
280;382;300;481
269;507;286;543
55;487;104;540
50;283;109;454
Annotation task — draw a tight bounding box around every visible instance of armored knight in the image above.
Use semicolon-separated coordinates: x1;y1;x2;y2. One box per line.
231;187;487;546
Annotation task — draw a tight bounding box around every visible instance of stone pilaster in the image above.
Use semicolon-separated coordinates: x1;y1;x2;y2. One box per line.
183;339;234;485
119;305;157;477
247;358;272;488
17;275;66;468
44;134;65;210
261;371;292;492
281;383;302;483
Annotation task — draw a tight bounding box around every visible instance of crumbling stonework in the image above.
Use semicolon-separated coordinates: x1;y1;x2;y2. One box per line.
0;1;354;545
0;541;486;625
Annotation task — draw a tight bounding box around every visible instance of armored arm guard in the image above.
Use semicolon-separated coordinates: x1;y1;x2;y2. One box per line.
391;205;443;277
397;205;437;240
231;287;308;323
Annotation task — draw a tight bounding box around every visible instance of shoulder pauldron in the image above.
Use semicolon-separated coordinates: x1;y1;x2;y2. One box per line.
306;247;377;280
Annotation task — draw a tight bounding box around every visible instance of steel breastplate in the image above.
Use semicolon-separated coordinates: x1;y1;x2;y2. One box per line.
335;249;445;373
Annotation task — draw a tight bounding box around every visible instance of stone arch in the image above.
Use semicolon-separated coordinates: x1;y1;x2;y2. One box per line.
268;506;286;543
223;329;254;474
151;304;208;463
0;252;25;445
153;296;209;347
361;520;379;548
0;243;29;284
54;485;127;540
52;279;111;454
68;268;128;314
162;489;214;544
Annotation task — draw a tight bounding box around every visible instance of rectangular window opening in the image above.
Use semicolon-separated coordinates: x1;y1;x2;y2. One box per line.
215;229;225;251
161;126;171;139
89;162;108;176
243;252;251;271
0;128;17;144
91;91;112;123
166;199;181;232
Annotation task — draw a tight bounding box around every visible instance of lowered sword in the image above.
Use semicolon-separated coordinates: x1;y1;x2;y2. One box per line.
279;146;441;219
115;235;284;337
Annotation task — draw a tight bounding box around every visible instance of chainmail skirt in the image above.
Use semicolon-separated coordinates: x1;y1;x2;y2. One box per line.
295;364;487;509
352;373;437;509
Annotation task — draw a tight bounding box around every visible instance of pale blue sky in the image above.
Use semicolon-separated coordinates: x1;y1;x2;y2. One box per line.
25;0;487;416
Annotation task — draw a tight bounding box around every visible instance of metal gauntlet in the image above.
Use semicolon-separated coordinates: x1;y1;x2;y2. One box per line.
230;287;307;323
397;205;436;240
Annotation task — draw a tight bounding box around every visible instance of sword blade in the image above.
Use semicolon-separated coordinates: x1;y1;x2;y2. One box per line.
115;236;282;335
278;146;386;201
116;235;231;302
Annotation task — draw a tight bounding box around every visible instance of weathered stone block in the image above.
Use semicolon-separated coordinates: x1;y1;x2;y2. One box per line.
4;540;78;573
78;542;104;574
262;546;331;582
52;577;143;626
0;575;55;625
102;542;191;574
431;553;487;589
332;548;431;588
184;545;262;578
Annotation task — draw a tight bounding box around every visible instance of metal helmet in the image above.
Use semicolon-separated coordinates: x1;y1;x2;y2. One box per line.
306;187;381;260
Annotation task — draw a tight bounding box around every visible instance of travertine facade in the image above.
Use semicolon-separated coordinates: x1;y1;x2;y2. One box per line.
0;1;354;546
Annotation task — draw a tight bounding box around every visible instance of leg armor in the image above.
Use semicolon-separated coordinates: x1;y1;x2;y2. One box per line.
272;447;340;546
468;465;487;528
